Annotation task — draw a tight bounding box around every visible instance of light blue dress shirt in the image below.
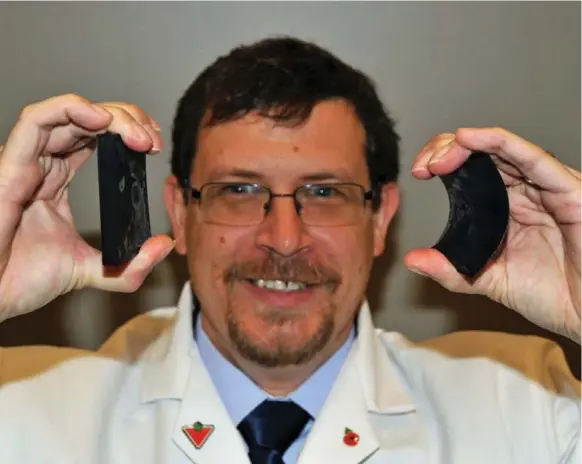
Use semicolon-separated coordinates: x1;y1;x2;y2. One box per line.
194;314;356;463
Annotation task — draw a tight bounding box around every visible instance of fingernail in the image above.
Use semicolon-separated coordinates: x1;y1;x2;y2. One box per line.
410;268;429;277
91;104;111;118
428;141;453;165
412;149;435;171
143;124;161;153
149;118;162;131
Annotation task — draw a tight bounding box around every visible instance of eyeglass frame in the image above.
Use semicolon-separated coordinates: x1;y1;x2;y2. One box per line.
181;180;377;225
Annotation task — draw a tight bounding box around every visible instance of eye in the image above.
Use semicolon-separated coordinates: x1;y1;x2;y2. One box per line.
219;183;259;195
306;185;342;198
315;186;334;197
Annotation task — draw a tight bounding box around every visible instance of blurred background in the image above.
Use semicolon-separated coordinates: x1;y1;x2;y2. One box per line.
0;1;579;376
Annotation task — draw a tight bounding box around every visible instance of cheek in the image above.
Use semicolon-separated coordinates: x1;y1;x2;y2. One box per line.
313;225;375;280
187;227;246;313
187;225;249;278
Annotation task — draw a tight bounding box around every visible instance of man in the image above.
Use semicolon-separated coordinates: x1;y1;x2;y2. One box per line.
0;37;579;463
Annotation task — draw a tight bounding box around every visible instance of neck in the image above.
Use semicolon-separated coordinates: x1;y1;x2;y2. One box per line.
199;315;354;397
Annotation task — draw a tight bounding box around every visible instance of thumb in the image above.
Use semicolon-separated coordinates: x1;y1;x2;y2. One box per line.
80;234;176;292
403;247;479;294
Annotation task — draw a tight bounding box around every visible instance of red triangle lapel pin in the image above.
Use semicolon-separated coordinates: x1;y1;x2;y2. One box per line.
182;421;215;449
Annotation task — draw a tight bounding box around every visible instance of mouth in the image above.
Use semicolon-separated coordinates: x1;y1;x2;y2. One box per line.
241;278;320;307
247;279;313;292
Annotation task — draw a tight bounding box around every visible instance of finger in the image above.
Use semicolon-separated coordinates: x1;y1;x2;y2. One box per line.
46;103;162;173
435;127;576;193
413;138;543;187
80;234;175;292
564;164;581;181
411;133;457;179
403;247;479;294
100;101;161;129
101;102;163;153
46;102;162;156
412;133;456;166
97;105;157;153
0;94;112;168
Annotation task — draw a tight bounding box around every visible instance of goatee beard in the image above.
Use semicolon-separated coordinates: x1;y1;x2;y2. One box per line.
223;251;340;367
226;302;336;368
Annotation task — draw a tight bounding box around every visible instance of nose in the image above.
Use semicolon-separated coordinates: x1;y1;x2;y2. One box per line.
255;196;311;256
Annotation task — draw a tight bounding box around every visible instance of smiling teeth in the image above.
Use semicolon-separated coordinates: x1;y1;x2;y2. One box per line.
253;279;306;291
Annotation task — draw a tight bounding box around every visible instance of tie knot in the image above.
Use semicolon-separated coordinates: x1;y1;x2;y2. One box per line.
237;400;312;457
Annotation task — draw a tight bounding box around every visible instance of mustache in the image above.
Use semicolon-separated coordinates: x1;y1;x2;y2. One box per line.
224;252;341;287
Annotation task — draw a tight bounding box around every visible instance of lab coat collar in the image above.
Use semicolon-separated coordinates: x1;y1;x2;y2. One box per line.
140;283;195;404
355;299;417;414
139;283;416;415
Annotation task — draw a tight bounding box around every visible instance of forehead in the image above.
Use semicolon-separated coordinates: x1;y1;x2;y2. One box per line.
192;99;368;184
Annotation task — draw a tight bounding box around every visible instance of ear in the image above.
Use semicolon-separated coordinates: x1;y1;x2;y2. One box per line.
163;174;188;255
372;182;400;257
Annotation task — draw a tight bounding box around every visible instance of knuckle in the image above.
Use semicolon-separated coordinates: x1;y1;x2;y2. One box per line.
19;93;88;122
62;92;81;101
490;127;510;150
124;275;144;293
18;103;36;121
60;93;87;107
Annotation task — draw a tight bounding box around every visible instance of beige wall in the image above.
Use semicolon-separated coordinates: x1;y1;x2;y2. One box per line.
0;2;579;375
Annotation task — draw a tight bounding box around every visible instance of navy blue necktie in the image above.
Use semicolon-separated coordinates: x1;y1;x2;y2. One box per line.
237;400;312;464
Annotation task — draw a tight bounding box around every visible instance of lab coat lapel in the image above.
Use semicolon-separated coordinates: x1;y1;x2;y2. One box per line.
297;346;380;464
171;344;249;464
136;284;249;464
297;302;417;464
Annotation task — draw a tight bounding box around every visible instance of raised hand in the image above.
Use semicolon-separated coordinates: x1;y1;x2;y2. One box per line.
0;94;175;321
407;127;581;343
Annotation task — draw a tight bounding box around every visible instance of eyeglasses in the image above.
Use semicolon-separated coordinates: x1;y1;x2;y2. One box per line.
184;182;374;226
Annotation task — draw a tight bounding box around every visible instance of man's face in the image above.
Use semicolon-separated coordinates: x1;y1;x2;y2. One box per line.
166;100;399;367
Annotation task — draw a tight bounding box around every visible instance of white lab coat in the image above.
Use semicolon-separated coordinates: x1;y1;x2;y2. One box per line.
0;283;579;463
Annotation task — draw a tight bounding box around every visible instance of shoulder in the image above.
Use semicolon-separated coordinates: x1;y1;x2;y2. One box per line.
97;306;178;360
0;306;177;386
379;329;580;459
380;328;580;397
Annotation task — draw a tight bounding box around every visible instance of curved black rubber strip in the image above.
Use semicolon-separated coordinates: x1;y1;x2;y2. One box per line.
432;151;509;280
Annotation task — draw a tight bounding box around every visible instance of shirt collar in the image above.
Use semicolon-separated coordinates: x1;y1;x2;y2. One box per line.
195;310;356;424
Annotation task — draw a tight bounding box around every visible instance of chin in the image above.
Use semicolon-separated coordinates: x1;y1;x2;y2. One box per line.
225;300;336;368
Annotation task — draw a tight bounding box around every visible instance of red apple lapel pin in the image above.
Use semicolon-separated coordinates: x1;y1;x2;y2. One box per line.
343;427;360;447
182;421;215;449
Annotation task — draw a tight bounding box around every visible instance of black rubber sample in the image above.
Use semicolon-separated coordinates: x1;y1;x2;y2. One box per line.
433;151;509;279
96;132;152;267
